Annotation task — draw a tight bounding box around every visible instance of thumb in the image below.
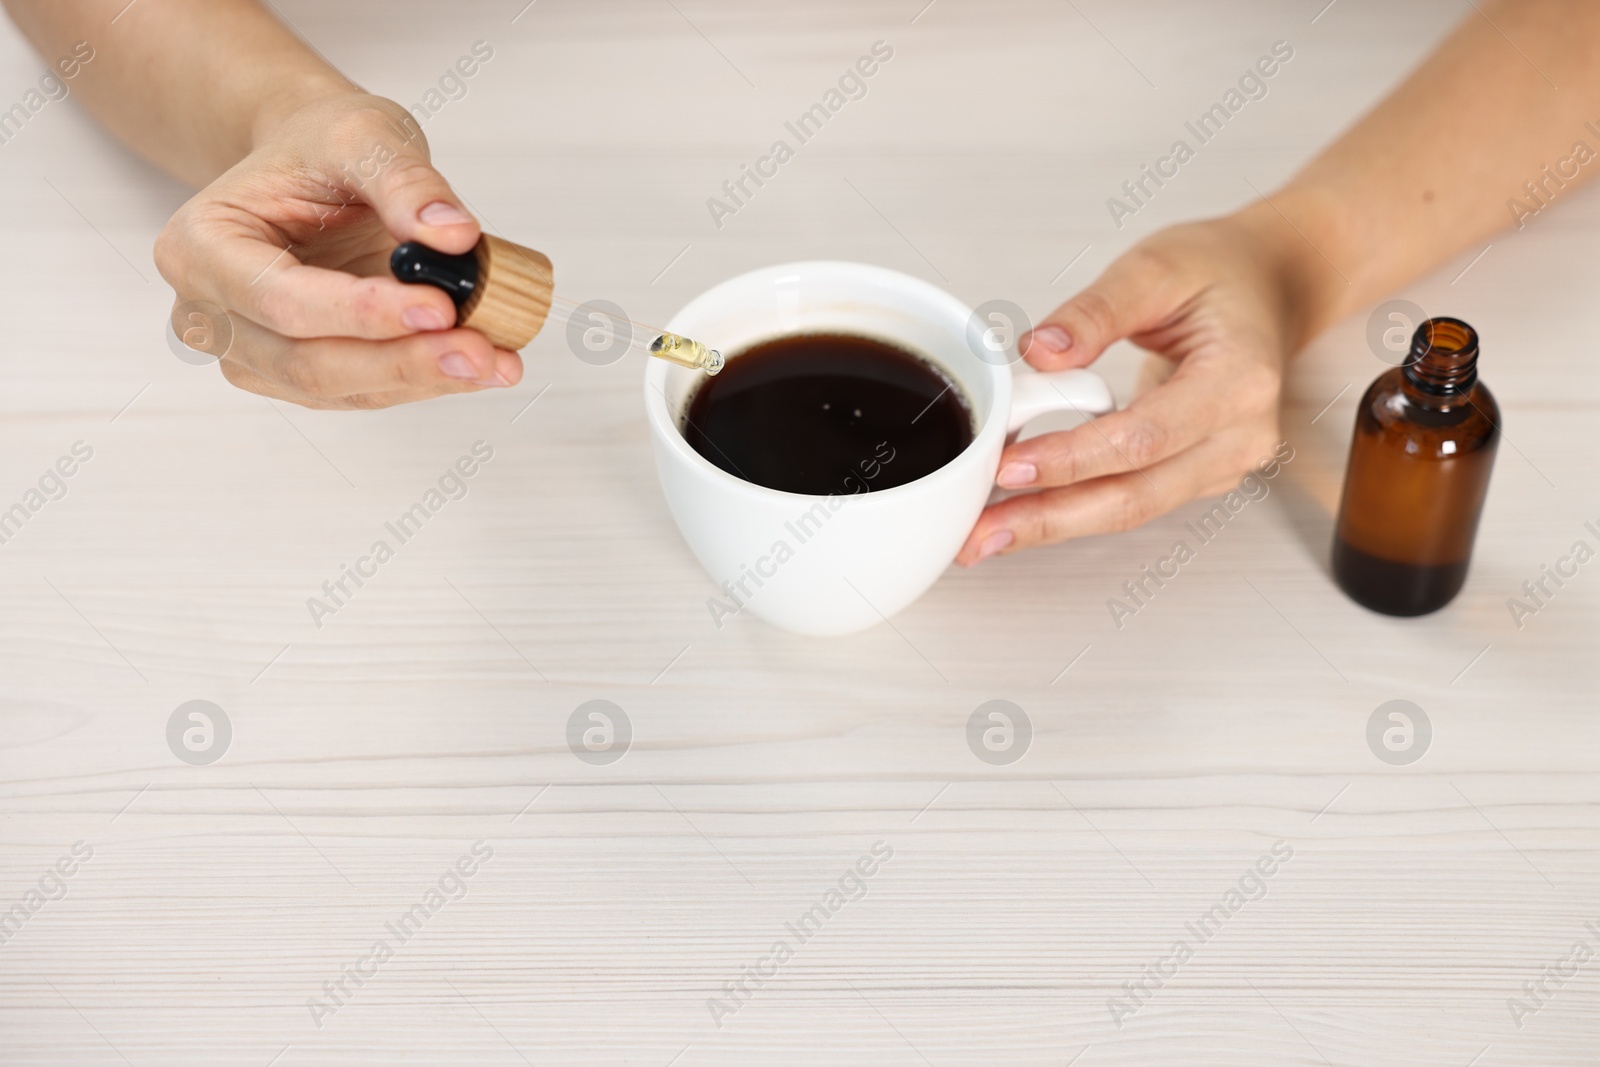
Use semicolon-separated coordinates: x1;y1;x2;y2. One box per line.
359;130;480;255
1019;249;1176;371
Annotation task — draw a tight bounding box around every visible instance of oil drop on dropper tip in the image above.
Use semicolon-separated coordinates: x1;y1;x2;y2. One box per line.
650;332;725;376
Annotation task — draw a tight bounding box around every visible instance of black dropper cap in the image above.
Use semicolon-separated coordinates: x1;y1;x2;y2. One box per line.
390;241;480;308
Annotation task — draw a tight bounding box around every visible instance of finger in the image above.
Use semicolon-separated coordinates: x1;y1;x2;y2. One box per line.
217;313;521;399
218;357;491;410
217;359;314;405
158;212;461;341
215;359;408;410
342;119;481;254
1017;247;1185;371
994;359;1273;490
958;435;1246;566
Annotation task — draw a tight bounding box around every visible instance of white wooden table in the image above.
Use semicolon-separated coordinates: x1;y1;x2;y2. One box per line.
1;2;1596;1064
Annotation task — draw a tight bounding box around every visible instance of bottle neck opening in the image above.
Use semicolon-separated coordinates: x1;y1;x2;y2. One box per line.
1403;317;1479;398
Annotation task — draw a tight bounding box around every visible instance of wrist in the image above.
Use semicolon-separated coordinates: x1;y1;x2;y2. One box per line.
1229;187;1353;352
249;72;363;149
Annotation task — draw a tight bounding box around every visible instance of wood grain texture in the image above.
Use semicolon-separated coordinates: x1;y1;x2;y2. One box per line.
0;1;1596;1065
464;235;554;350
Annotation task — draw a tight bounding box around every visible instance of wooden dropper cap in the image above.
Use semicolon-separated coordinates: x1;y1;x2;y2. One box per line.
391;236;553;351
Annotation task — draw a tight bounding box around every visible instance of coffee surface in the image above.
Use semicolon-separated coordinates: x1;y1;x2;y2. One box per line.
683;332;973;495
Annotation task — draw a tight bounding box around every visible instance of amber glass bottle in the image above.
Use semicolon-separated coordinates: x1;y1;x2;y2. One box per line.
1332;317;1499;616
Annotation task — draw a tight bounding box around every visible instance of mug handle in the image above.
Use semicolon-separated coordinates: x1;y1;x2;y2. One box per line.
1007;369;1116;434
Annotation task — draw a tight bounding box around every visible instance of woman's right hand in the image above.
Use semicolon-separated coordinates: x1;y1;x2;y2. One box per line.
156;92;523;409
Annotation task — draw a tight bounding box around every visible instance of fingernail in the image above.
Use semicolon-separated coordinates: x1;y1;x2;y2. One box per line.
996;461;1037;488
1023;325;1071;355
419;201;472;226
403;305;449;331
492;353;522;387
439;352;479;380
975;529;1014;561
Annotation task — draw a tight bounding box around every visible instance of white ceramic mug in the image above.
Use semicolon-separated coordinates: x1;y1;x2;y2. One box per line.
645;261;1114;636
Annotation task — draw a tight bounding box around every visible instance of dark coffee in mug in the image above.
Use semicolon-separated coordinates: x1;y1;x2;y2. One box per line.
683;332;975;495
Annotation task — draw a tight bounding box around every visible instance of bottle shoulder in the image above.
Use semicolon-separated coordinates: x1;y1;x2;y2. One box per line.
1354;370;1498;457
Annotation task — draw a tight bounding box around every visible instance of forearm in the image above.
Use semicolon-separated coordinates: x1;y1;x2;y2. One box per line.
1249;0;1600;344
2;0;355;185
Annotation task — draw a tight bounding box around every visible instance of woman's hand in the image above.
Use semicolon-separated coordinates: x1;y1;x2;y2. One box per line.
155;92;522;409
957;207;1330;565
